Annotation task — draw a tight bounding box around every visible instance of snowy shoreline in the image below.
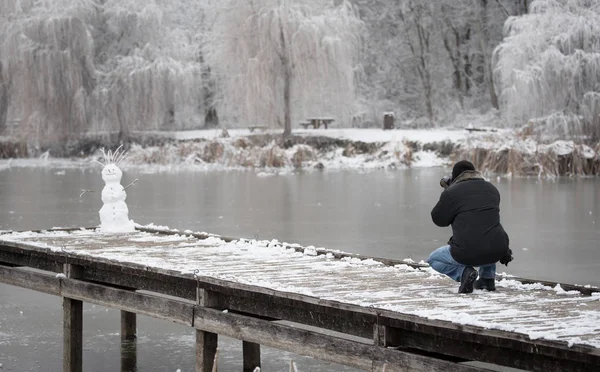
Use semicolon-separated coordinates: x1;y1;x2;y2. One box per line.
1;128;599;176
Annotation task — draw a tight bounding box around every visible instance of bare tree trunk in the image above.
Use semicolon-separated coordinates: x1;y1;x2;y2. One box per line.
519;0;529;15
478;0;499;109
398;3;435;122
197;48;219;129
415;15;434;122
115;79;130;143
442;27;464;109
0;62;8;134
488;69;499;109
279;16;292;137
463;28;472;96
282;64;291;136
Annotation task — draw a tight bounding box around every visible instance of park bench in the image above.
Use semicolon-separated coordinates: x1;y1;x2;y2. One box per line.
464;127;498;133
301;118;334;129
248;125;268;133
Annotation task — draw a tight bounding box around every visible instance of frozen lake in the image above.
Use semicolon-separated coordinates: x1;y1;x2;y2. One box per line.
1;166;599;371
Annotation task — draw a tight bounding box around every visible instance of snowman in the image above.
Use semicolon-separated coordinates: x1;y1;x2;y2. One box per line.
95;146;136;233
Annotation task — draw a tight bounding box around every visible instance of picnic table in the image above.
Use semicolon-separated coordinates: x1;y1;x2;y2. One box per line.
464;127;498;133
300;118;334;129
248;125;268;132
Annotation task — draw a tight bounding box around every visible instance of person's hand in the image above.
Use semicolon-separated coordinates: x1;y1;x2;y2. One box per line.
499;248;513;266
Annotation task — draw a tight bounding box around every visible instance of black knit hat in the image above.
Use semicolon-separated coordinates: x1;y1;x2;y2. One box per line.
452;160;475;180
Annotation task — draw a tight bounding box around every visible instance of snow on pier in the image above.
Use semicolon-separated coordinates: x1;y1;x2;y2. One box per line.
2;227;600;348
1;226;599;371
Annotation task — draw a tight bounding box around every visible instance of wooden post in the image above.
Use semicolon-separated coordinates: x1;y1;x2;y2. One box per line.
374;323;388;347
63;264;83;372
121;311;137;372
242;341;261;372
196;288;219;372
121;311;137;340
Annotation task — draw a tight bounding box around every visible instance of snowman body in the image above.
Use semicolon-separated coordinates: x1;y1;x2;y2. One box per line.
99;163;135;232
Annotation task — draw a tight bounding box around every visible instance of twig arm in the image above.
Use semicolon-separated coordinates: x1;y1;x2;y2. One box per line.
124;179;139;190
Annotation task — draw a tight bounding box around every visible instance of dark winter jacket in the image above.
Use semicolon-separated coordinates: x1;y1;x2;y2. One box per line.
431;170;510;266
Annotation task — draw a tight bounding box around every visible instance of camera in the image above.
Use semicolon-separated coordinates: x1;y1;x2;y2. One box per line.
440;176;452;189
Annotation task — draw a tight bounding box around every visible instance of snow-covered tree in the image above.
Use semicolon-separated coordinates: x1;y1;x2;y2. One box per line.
493;0;600;140
351;0;510;127
351;0;446;124
0;0;209;148
204;0;363;135
397;1;437;122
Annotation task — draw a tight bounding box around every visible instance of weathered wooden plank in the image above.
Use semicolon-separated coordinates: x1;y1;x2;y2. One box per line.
1;261;595;372
371;348;492;372
192;306;494;372
7;244;589;370
224;294;374;338
0;265;61;295
2;236;600;371
66;261;600;369
60;279;194;326
3;230;599;299
81;266;196;301
132;227;600;296
0;243;197;299
385;321;600;370
389;329;596;372
139;224;429;270
0;247;63;272
50;257;382;339
205;276;600;364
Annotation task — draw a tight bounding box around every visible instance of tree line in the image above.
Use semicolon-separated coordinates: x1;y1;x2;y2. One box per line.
1;0;598;148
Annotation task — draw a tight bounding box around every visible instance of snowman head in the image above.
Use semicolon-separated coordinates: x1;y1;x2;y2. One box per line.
96;145;127;183
101;163;123;183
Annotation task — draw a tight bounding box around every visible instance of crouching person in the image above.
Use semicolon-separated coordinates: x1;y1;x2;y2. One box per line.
428;160;513;294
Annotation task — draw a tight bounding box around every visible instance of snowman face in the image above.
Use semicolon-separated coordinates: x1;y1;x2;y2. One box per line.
101;164;123;183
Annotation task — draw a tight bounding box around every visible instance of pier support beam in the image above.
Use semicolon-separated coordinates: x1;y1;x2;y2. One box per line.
374;324;388;347
63;264;83;372
243;341;261;372
120;311;137;372
196;289;219;372
121;311;137;340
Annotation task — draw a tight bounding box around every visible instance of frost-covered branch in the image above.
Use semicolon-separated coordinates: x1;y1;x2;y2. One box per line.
494;0;511;16
0;0;210;149
493;0;600;140
204;0;363;134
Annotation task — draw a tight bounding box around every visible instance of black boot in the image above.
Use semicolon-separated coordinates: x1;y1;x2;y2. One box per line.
474;278;496;291
458;266;478;294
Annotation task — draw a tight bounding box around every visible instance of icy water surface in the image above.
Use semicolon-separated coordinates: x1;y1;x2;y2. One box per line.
1;166;599;371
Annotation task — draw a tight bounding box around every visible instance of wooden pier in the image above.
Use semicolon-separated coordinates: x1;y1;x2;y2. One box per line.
1;226;599;372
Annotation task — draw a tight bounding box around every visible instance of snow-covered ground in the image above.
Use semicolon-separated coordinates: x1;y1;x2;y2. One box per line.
119;127;498;172
1;127;598;176
170;127;478;143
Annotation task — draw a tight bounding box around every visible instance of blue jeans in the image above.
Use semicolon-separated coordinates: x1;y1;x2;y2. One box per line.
427;245;496;282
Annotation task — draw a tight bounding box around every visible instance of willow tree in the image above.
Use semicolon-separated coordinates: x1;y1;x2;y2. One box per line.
0;0;208;148
205;0;363;136
493;0;600;140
